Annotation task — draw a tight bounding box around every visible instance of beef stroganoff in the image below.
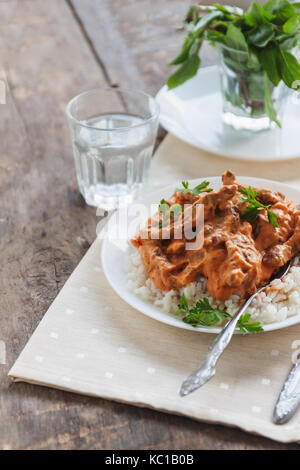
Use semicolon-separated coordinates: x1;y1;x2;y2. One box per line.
128;172;300;328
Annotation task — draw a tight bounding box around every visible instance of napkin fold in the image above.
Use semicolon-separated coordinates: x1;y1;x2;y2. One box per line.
9;134;300;443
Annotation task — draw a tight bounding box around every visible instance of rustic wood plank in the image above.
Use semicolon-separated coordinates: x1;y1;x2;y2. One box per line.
69;0;217;95
68;0;216;154
0;0;298;450
0;0;121;450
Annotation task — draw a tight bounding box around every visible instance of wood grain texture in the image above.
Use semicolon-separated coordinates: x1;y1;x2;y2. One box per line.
68;0;216;147
0;0;299;450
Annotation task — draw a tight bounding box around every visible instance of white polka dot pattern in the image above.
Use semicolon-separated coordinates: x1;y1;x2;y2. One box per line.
220;383;229;390
271;349;280;357
76;353;85;359
104;372;113;379
8;237;300;444
251;406;262;414
35;355;44;363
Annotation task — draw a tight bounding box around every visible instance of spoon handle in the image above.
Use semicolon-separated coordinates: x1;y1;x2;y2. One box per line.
180;290;259;397
180;260;291;397
273;361;300;424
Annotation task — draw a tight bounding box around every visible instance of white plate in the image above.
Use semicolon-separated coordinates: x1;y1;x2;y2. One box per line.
156;66;300;162
102;176;300;334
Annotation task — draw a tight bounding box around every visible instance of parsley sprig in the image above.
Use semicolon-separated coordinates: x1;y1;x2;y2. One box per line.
237;313;264;334
177;294;264;334
175;180;213;195
177;295;232;326
158;199;183;228
238;186;279;227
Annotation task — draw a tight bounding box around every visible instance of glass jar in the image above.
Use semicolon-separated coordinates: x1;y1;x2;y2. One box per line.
217;43;287;132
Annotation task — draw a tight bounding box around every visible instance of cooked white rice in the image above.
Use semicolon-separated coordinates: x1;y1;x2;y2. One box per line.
127;248;300;325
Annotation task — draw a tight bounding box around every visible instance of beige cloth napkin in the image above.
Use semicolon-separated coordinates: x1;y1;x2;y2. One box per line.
9;134;300;443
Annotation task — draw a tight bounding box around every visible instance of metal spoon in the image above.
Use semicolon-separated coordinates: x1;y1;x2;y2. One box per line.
180;260;292;397
273;361;300;424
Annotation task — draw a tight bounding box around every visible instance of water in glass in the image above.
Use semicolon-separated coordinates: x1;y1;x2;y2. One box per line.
71;113;155;209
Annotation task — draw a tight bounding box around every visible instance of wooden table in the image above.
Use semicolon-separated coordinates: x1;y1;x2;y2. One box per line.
0;0;299;450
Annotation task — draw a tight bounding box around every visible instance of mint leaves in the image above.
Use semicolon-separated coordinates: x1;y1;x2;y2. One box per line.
168;53;200;90
283;14;300;34
245;1;274;27
258;45;281;85
248;23;275;47
225;24;248;51
168;1;300;125
259;44;300;90
177;294;264;334
264;73;281;127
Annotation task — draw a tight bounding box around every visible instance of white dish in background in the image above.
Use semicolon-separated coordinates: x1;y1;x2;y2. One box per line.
102;176;300;334
156;66;300;162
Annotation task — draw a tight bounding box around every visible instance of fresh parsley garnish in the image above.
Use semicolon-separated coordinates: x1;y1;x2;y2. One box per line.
237;313;264;334
158;199;168;213
169;204;183;216
177;294;231;327
177;294;264;334
175;180;213;195
158;199;183;228
238;186;279;228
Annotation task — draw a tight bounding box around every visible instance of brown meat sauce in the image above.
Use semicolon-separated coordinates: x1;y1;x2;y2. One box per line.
131;171;300;301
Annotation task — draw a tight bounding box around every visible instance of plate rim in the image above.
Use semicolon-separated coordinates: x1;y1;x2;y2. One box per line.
101;176;300;334
155;65;300;162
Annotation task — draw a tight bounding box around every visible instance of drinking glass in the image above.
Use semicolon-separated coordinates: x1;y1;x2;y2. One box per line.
66;88;159;209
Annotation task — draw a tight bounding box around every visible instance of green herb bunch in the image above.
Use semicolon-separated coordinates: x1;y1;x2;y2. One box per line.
168;1;300;125
177;294;264;334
